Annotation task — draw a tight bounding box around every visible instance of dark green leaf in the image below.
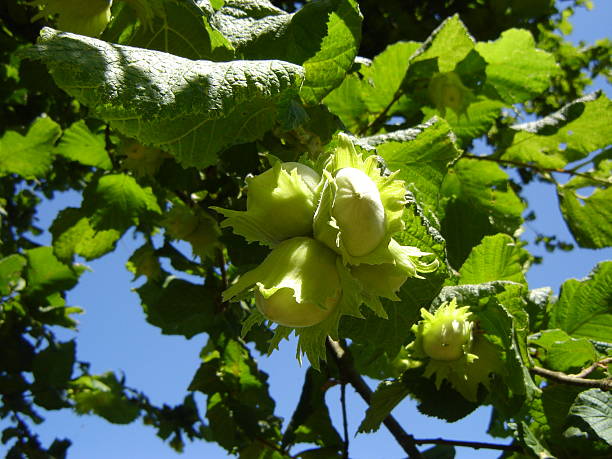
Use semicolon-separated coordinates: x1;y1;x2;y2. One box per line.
107;0;234;61
71;372;140;424
213;0;362;103
32;340;75;387
358;379;411;433
421;444;455;459
568;389;612;445
282;367;342;449
136;278;217;338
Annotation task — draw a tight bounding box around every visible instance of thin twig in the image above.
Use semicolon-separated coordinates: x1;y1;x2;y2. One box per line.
413;438;521;452
326;338;423;459
530;366;612;391
462;154;611;186
572;357;612;379
358;87;404;136
340;382;349;459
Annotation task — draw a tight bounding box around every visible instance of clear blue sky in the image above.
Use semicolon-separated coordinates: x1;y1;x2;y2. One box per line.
5;2;611;458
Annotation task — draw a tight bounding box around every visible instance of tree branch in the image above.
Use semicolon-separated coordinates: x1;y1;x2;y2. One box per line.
572;357;612;379
413;438;521;452
358;87;404;136
530;366;612;391
326;338;423;459
340;382;349;459
462;154;611;186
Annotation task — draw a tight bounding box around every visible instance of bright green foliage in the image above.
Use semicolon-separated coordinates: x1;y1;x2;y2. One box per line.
504;93;611;169
50;207;121;262
476;28;559;104
55;120;112;169
32;0;113;37
549;261;612;342
2;1;611;457
82;174;161;231
0;117;61;178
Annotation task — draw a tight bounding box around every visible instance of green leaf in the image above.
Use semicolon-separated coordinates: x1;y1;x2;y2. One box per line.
0;254;27;296
323;73;369;133
531;329;599;373
50;208;122;262
136;278;218;338
358;117;462;220
0;117;61;178
71;372;140;424
557;185;612;249
475;28;558;104
24;247;81;296
32;341;75;387
421;444;455;459
421;97;504;145
282;367;342;449
55;120;112;169
411;15;475;73
107;0;234;61
189;339;282;452
400;368;479;422
23;28;304;167
440;158;525;268
568;389;612;445
458;234;527;285
358;380;410;433
360;41;422;114
503;93;611;169
82;174;161;232
213;0;362;104
549;261;612;342
547;339;598;373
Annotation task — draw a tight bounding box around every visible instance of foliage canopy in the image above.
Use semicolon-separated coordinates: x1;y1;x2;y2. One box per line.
0;0;611;458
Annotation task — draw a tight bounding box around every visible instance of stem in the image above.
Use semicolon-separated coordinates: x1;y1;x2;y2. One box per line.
530;366;612;390
413;438;521;452
340;382;349;459
326;338;423;458
462;154;611;186
573;357;612;378
359;87;404;136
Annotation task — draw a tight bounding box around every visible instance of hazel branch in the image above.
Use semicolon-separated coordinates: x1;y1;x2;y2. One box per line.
572;357;612;378
325;338;424;459
412;437;521;452
530;366;612;391
462;153;611;186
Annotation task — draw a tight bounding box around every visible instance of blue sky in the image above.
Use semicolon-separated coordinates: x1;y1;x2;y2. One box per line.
5;2;611;458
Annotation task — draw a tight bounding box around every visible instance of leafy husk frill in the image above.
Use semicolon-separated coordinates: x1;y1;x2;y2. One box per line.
216;134;440;366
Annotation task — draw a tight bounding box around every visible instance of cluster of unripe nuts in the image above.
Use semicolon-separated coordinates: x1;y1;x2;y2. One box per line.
216;134;438;328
